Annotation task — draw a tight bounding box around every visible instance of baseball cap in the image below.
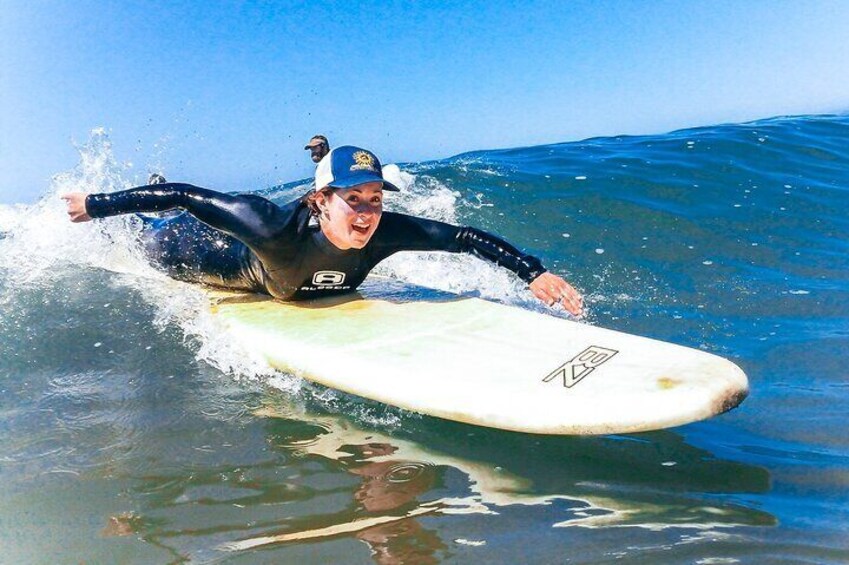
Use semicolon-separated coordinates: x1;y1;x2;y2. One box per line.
314;145;400;192
304;135;329;150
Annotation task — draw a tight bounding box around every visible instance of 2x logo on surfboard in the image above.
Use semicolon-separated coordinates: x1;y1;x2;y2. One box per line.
543;346;619;388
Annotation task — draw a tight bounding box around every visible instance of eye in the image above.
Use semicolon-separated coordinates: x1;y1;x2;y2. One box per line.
346;195;360;204
371;196;382;206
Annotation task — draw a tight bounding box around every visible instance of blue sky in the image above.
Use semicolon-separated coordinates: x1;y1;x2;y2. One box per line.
2;1;848;203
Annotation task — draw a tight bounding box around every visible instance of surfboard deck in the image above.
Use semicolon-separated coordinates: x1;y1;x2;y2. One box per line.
209;278;748;435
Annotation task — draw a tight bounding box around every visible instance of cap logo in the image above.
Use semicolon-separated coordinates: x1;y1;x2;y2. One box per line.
350;151;377;172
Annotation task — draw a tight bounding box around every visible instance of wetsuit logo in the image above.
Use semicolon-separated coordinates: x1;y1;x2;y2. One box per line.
350;151;377;172
543;346;618;388
312;271;347;286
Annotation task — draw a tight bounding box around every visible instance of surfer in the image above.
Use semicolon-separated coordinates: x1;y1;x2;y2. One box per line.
61;145;584;316
305;134;330;163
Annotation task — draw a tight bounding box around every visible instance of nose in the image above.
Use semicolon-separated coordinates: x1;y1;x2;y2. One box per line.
354;202;376;216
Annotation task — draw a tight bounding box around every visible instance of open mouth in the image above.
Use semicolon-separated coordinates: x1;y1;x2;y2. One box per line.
351;222;370;235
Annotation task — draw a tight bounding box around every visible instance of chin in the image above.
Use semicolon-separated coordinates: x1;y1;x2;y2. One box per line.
347;227;376;249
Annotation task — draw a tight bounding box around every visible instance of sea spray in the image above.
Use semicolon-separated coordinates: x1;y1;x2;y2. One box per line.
0;129;273;381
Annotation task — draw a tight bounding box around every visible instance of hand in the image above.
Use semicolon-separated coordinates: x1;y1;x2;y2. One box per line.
529;272;584;317
60;192;92;222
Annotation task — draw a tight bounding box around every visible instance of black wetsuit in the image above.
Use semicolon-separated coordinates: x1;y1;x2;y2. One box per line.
85;183;547;300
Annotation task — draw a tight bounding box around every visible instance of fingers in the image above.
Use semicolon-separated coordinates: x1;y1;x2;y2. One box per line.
553;284;583;317
531;285;555;306
60;193;92;223
530;272;584;317
560;288;584;318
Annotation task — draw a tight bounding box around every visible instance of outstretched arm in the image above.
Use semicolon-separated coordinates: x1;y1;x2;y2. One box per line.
376;213;584;317
61;183;281;243
455;227;583;316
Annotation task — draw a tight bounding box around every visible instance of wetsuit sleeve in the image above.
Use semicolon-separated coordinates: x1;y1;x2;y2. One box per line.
376;213;547;283
85;183;282;243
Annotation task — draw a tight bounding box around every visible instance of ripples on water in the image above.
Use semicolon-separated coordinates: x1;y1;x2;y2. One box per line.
1;115;848;562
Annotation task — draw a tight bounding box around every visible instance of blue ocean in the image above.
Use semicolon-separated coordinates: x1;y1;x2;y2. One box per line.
1;115;847;563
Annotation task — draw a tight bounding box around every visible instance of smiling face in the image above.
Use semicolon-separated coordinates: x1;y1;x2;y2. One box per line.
316;182;384;250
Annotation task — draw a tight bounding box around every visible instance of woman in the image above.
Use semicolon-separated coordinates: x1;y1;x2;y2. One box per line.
62;145;583;316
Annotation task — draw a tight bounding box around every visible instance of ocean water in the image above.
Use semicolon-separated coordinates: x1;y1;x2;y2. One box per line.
1;115;848;563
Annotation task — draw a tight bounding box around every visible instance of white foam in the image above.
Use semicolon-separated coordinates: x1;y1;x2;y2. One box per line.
454;538;487;547
0;204;28;235
0;130;147;290
0;129;271;380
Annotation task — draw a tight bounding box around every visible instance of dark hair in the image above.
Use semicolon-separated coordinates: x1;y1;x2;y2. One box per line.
301;186;334;216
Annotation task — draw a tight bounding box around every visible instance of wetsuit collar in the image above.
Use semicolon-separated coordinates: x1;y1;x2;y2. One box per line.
311;227;359;256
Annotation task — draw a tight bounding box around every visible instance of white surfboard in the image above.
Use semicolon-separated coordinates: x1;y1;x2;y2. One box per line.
210;279;748;435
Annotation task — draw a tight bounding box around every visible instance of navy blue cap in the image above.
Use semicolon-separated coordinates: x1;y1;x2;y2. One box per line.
314;145;400;191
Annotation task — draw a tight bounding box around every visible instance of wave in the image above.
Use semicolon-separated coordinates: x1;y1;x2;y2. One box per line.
4;114;849;422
